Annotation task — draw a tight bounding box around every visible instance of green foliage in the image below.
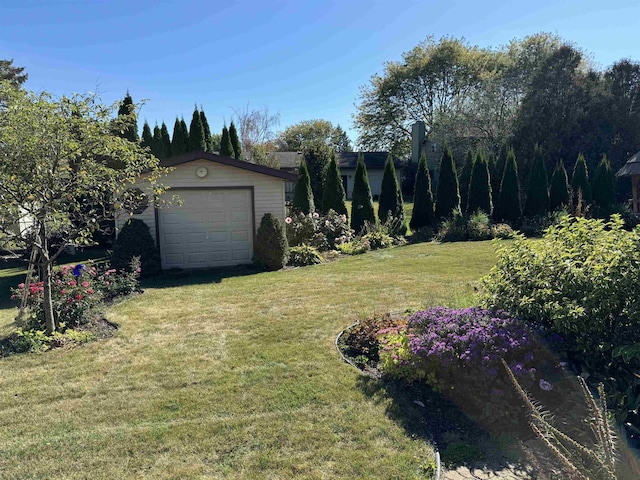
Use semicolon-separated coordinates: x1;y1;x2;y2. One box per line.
321;153;348;217
188;106;206;152
592;154;616;216
524;144;549;217
350;153;376;234
303;143;332;207
494;148;521;224
466;151;493;216
141;121;153;150
276;119;352;152
362;231;394;250
466;210;492;241
435;210;467;242
287;244;322;267
116;92;139;143
285;210;354;251
160;122;172;158
151;124;164;159
171;118;187;156
0;58;28;87
409;152;435;231
490;223;515;239
200;109;212;153
253;213;289;271
292;160;315;214
341;313;402;362
549;160;570;212
435;145;461;220
228;121;242;160
0;328;95;355
219;125;234;158
377;153;406;235
336;238;371;255
458;150;473;215
488;152;501;208
112;218;161;277
571;153;592;206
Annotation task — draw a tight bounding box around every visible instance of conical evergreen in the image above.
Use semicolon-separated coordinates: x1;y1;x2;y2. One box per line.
180;118;189;152
200;108;212;152
571;153;592;205
220;125;234;158
291;160;315;215
116;92;139;143
487;152;501;207
467;151;493;215
188;106;206;152
434;145;461;220
229;121;242;160
592;154;616;216
171;118;187;156
494;144;509;194
495;148;521;224
160;122;172;158
321;153;348;217
458;150;473;215
152;124;164;159
377;153;406;234
350;153;376;233
409;152;435;231
523;144;549;216
141;121;153;150
549;160;570;211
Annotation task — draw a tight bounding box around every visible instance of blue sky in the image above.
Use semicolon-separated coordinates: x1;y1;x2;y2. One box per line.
2;0;640;146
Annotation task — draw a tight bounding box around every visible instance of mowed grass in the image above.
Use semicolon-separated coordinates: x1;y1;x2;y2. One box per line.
0;241;498;479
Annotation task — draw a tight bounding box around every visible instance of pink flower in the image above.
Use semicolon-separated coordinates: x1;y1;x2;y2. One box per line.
60;289;66;295
10;295;16;300
18;283;24;288
67;297;73;303
539;379;553;391
285;217;292;224
37;282;43;287
81;281;90;287
75;294;82;300
104;281;110;286
69;281;76;286
87;289;94;294
135;268;141;273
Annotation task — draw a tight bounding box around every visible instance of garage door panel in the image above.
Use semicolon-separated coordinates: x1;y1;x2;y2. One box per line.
159;188;253;269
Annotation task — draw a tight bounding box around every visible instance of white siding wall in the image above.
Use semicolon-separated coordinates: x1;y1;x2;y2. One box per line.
116;159;286;244
343;168;404;200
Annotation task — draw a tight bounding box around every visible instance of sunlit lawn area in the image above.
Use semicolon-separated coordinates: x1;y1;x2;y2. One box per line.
0;240;497;479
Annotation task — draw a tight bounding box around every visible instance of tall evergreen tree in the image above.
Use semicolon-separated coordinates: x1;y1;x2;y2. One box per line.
171;118;187;156
291;160;315;214
487;152;500;207
409;152;435;231
434;145;461;220
321;153;348;217
523;144;550;216
350;153;376;233
152;124;164;159
549;160;570;211
377;153;406;234
116;92;139;143
458;150;473;214
494;145;509;192
229;121;242;160
467;151;493;215
200;108;212;152
140;121;153;150
160;122;172;158
220;125;234;158
592;154;616;216
571;153;592;205
180;117;189;153
188;106;206;152
495;148;521;224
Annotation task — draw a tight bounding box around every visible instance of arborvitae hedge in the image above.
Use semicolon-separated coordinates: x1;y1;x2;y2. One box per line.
220;125;234;158
292;160;315;214
171;118;186;156
117;92;139;143
141;121;153;150
350;153;376;233
160;122;172;158
467;151;493;216
321;153;348;217
549;160;570;211
571;153;592;206
377;153;406;234
180;118;189;153
493;145;508;207
523;144;549;217
253;213;289;271
200;109;212;152
229;122;242;160
188;106;206;152
592;154;615;215
112;218;161;277
494;148;521;225
409;152;435;231
152;124;163;159
435;145;461;220
458;150;473;214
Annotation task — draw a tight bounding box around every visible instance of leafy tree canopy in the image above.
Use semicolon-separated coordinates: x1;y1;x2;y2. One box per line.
277;119;353;152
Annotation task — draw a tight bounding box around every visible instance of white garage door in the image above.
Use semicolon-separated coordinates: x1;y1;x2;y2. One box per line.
158;189;253;269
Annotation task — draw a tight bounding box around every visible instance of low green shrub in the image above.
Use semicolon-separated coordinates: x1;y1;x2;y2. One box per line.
518;210;567;237
337;238;371;255
434;210;467;242
287;244;322;267
112;218;160;276
285;210;354;251
362;231;394;250
254;213;289;271
490;223;515;239
341;313;403;363
466;210;492;241
0;328;95;356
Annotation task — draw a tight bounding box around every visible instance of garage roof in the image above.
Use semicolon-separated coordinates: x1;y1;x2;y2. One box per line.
617;150;640;177
161;150;297;181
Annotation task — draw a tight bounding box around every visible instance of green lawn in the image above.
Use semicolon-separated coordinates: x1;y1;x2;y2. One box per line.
0;241;498;479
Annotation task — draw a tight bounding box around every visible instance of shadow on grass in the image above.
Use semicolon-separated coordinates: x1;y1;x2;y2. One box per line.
355;375;526;471
141;264;263;290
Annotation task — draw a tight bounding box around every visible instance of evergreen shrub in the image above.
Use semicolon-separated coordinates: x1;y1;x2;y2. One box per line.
254;213;289;271
112;218;161;277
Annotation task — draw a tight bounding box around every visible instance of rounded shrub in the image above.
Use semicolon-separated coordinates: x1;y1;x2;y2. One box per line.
287;244;322;267
111;218;161;277
254;213;289;271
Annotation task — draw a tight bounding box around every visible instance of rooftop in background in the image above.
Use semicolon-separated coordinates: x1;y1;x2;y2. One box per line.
274;151;404;170
616;151;640;177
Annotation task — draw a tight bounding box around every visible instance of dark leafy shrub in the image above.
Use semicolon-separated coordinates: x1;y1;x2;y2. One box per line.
285;210;353;251
287;244;322;267
434;209;466;242
285;212;317;246
466;210;492;241
0;328;94;355
254;213;289;271
341;313;403;363
518;210;566;237
316;209;353;249
112;218;160;277
490;223;515;239
361;231;394;250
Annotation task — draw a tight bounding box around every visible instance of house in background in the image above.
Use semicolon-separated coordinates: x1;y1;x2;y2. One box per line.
617;151;640;214
274;151;404;200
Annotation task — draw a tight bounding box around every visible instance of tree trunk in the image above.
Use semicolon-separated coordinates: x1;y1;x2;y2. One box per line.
39;225;57;335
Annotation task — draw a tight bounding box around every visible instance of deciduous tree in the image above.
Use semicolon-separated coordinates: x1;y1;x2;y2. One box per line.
116;92;139;143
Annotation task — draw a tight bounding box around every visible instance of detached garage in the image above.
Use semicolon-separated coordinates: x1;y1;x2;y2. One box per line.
118;151;296;270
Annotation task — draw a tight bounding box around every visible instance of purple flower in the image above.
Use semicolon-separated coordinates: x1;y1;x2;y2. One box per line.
539;379;553;391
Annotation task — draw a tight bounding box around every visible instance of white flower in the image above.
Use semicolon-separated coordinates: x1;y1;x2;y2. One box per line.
539;379;553;391
285;217;293;224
